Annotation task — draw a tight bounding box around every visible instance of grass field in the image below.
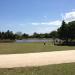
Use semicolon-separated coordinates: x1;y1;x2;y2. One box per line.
0;43;75;75
0;63;75;75
0;42;75;54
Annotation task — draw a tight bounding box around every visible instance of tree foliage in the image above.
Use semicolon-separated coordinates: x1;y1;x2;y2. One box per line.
57;20;75;45
0;30;15;40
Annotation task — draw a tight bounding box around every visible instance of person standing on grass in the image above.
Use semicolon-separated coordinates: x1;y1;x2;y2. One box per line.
44;41;46;46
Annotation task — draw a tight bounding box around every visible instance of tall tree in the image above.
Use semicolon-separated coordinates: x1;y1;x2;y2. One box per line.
68;21;75;41
58;20;69;42
57;20;75;45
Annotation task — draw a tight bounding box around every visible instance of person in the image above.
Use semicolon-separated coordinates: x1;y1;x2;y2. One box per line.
44;42;46;45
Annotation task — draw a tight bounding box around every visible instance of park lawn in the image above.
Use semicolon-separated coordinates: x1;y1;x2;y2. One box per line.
0;63;75;75
0;42;75;54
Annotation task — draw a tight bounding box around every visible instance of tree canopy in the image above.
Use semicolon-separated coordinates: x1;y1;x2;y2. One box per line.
57;20;75;45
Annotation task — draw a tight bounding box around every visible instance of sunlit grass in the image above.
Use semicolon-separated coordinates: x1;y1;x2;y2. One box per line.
0;42;75;54
0;63;75;75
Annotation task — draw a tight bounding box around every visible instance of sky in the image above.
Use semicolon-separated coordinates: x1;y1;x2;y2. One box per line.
0;0;75;34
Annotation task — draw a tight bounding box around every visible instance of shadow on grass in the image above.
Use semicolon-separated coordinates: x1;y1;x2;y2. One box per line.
56;42;75;46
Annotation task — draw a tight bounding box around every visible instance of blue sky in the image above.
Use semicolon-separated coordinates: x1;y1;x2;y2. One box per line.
0;0;75;34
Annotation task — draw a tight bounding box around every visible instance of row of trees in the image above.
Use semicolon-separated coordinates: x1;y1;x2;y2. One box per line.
0;20;75;45
0;30;29;40
30;32;53;38
0;30;55;40
0;30;15;40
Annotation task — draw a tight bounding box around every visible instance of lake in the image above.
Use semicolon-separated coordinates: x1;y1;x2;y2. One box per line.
16;39;52;43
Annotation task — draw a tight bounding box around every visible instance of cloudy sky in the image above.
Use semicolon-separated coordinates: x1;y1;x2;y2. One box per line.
0;0;75;34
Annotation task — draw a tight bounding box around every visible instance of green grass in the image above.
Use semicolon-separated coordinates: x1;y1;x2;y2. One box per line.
0;63;75;75
0;42;75;54
0;43;75;75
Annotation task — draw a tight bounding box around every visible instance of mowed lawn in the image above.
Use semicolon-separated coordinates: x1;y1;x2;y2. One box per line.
0;63;75;75
0;42;75;54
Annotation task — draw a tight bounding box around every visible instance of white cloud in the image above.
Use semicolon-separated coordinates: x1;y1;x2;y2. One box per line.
33;26;58;34
31;10;75;33
63;11;75;22
32;10;75;28
31;20;62;33
20;10;75;34
31;20;61;26
31;22;39;26
47;20;61;26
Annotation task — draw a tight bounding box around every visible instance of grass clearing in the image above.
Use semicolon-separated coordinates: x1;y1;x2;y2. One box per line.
0;63;75;75
0;42;75;54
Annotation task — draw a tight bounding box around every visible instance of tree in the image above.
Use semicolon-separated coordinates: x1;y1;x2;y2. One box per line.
68;21;75;41
32;32;40;38
50;31;58;45
22;33;29;39
57;20;69;43
5;30;15;40
0;30;16;40
0;32;1;39
50;31;58;38
57;20;75;45
0;31;6;39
